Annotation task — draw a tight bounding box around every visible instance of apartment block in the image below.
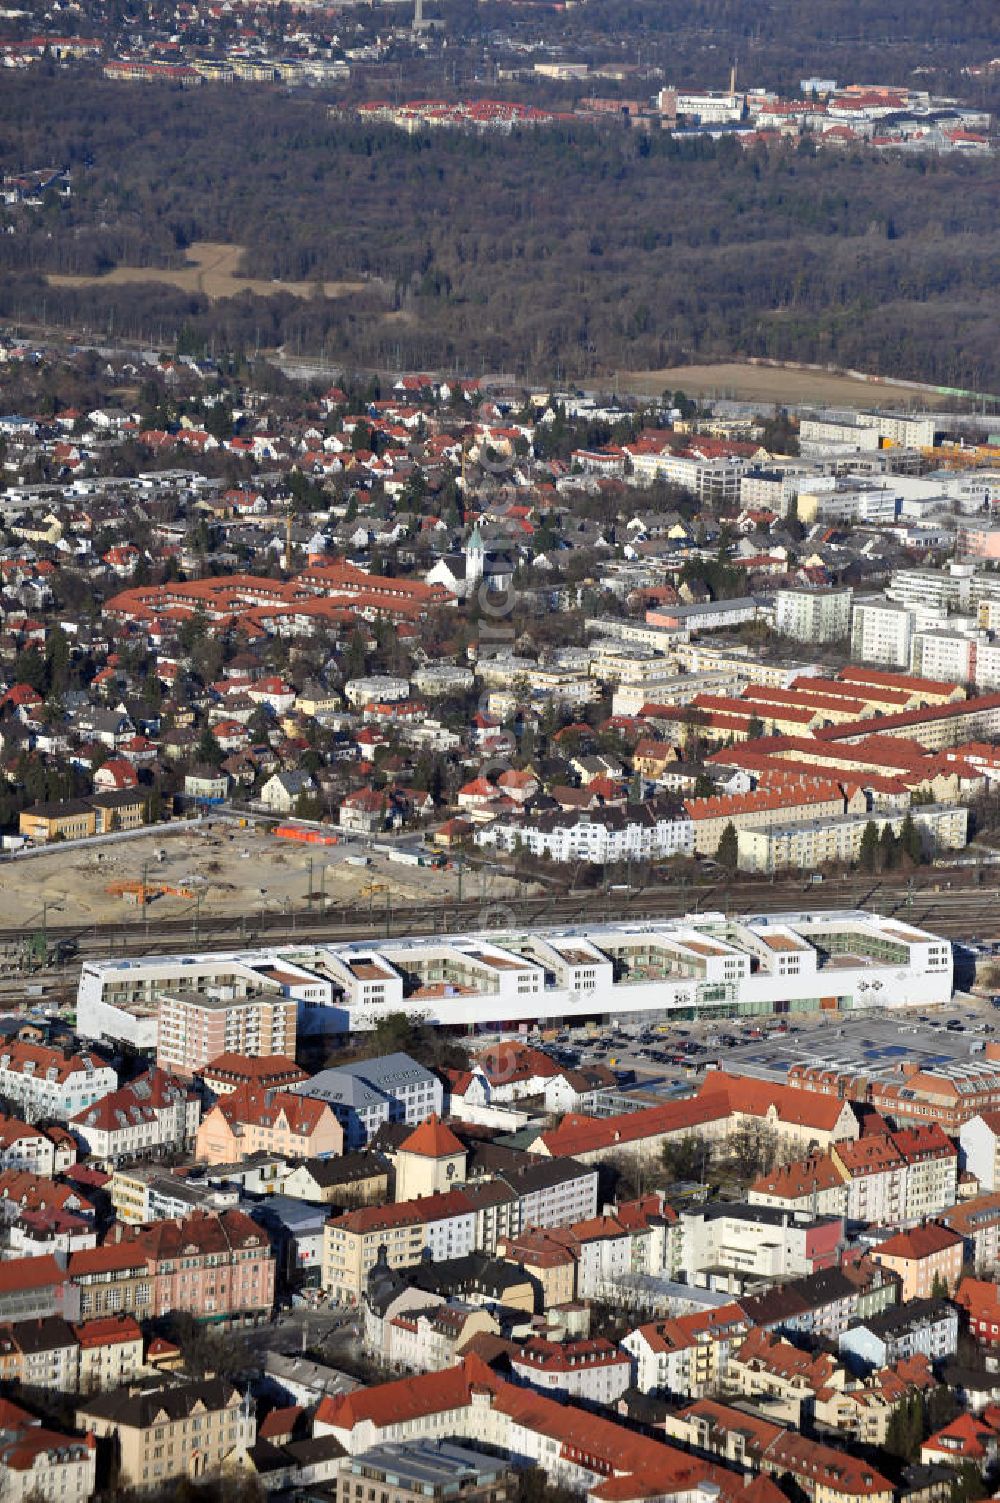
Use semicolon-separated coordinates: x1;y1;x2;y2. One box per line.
0;1041;115;1120
774;588;853;644
851;597;913;668
156;992;297;1078
295;1053;444;1149
77;1377;255;1489
736;803;969;874
323;1190;478;1305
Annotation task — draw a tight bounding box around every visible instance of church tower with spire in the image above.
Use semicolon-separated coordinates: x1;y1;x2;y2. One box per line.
465;522;485;588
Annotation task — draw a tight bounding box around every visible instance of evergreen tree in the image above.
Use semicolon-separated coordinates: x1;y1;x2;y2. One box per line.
900;810;923;864
880;823;899;871
195;726;224;768
859;820;879;873
885;1393;923;1462
717;821;738;874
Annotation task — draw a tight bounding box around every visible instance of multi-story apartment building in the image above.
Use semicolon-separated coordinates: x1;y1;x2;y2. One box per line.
195;1087;342;1164
0;1118;76;1177
959;1110;1000;1191
894;1124;959;1221
509;1338;633;1405
475;800;694;865
958;524;1000;561
830;1138;908;1226
77;911;955;1035
68;1208;274;1324
77;1377;255;1488
726;1328;843;1418
0;1397;96;1503
78;952;330;1051
623;1303;749;1398
909;629;977;687
690;782;854;859
384;1305;500;1374
856;410;938;448
774;588;853;644
887;562;975;615
838;1299;958;1371
0;1312;144;1396
798;416;881;450
323;1191;478;1306
156;991;297;1078
0;1041;115;1121
668;1397;894;1503
737;804;969;875
871;1224;964;1301
73;1315;145;1393
70;1069;200;1167
851;597;913;668
294;1054;444;1149
200;1053;307;1097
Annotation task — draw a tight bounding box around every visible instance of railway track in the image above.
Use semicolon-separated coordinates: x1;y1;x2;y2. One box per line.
11;873;999;969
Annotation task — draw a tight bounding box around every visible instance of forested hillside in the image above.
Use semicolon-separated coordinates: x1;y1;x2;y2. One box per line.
2;74;999;387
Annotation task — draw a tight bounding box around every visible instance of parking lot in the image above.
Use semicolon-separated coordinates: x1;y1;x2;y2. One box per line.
501;994;1000;1097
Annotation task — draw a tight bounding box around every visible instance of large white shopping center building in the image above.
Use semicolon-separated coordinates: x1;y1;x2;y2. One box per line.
76;909;953;1046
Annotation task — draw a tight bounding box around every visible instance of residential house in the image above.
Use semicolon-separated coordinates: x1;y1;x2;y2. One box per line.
838;1299;958;1371
77;1377;255;1488
195;1087;343;1165
70;1069;200;1168
871;1224;963;1301
0;1395;96;1503
0;1042;116;1120
260;771;316;813
282;1153;390;1209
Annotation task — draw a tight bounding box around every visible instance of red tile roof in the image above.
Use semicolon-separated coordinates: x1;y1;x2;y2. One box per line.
398;1114;465;1159
873;1223;962;1262
202;1053;306;1085
72;1314;142;1349
696;1071;852;1133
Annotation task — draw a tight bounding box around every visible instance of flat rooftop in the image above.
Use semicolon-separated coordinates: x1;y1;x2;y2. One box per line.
348;1441;511;1491
708;1009;992;1087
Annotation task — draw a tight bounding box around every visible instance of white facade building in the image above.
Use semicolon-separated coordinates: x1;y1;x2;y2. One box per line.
0;1042;116;1121
75;911;954;1035
475;805;694;864
959;1114;1000;1193
850;597;913;668
344;675;411;707
509;1339;633;1404
774;588;852;644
